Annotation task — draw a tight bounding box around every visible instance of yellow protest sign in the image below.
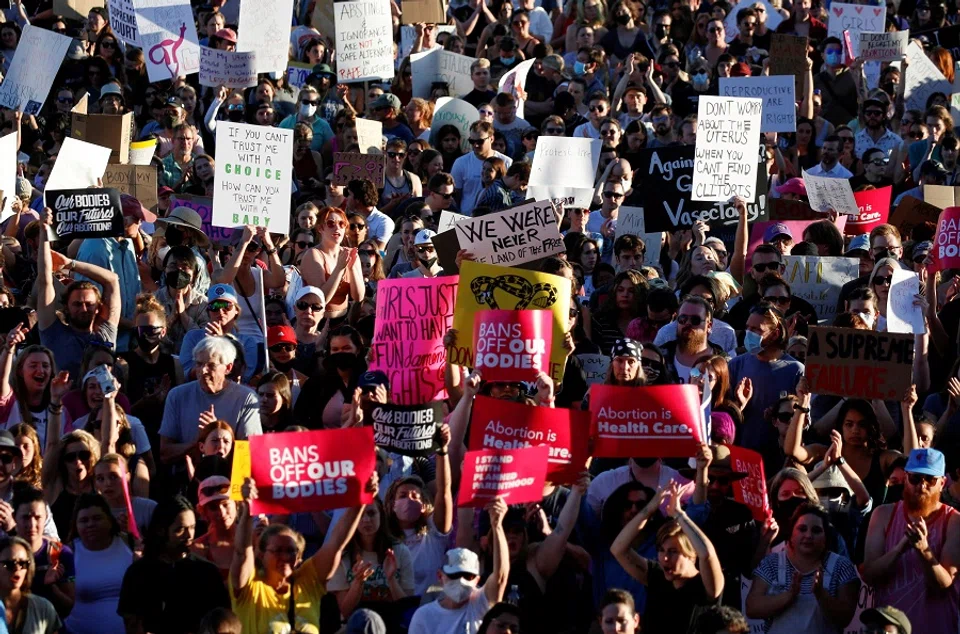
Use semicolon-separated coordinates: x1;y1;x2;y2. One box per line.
229;440;251;501
450;261;570;383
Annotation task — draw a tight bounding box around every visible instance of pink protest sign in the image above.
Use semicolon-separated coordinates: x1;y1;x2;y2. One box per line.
728;446;771;521
472;309;553;382
847;186;891;235
933;207;960;271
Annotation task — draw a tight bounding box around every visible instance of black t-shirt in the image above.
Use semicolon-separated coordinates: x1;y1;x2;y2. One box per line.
849;174;893;191
463;88;498;109
643;561;720;634
671;81;715;119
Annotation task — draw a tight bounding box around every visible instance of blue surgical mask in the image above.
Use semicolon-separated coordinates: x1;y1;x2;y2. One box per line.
744;330;763;353
574;61;587;76
692;72;709;89
825;51;843;67
500;56;516;66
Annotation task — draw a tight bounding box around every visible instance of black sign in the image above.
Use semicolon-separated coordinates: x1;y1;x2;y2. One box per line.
625;145;768;232
915;24;960;60
368;401;442;457
48;188;123;240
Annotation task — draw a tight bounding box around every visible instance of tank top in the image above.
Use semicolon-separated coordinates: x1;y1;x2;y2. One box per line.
380;170;412;207
862;451;887;507
232;267;267;339
875;501;959;630
120;350;178;405
320;249;353;314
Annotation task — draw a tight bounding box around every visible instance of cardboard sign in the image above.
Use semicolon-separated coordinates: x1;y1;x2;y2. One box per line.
45;138;111;195
429;97;479;154
212;122;293;234
719;76;797;133
693;97;763;202
236;0;296;74
527;136;602;209
107;0;140;47
891;195;941;237
451;261;571;384
905;41;953;110
728;446;771;522
355;118;384;154
102;165;159;213
770;34;809;94
887;268;925;334
933;207;960;270
137;0;201;82
803;170;859;215
47;188;123;240
371;277;458;405
782;256;860;324
589;384;704;458
445;199;565;267
576;353;611;386
847;186;892;235
411;49;475;98
171;194;233;245
332;152;386;187
770;198;821;221
248;428;376;514
286;62;314;90
804;326;914;399
457;446;550;507
54;0;103;22
0;25;71;115
473;310;553;382
335;0;394;82
859;31;909;61
71;94;133;165
469;396;590;482
828;3;886;55
924;184;960;209
199;47;258;88
627;145;768;232
229;440;250;501
614;207;663;265
368;401;442;457
401;0;446;24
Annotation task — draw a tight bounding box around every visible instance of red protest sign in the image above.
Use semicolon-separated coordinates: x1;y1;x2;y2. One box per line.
458;446;549;507
847;186;892;235
589;384;703;458
248;428;376;514
468;396;590;482
727;446;771;521
473;310;553;382
933;207;960;271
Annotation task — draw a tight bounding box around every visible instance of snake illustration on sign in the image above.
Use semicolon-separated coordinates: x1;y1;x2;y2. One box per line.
470;275;559;309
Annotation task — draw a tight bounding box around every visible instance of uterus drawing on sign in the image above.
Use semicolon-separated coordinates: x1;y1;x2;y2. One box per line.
148;23;196;79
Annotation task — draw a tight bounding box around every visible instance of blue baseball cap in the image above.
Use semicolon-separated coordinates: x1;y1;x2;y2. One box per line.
207;283;239;306
845;234;870;255
905;448;945;477
358;370;389;389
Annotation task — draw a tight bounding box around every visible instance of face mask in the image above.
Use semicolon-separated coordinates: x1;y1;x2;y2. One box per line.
300;103;317;118
655;24;670;39
824;51;842;67
500;56;516;66
776;496;805;522
744;330;764;354
442;578;474;603
855;310;876;329
164;226;184;247
136;328;161;351
573;61;587;76
615;12;631;24
418;255;438;269
632;457;658;468
227;109;244;122
692;72;710;89
325;351;357;372
620;177;632;192
162;114;179;128
641;361;664;383
393;497;423;522
881;82;896;97
164;269;192;290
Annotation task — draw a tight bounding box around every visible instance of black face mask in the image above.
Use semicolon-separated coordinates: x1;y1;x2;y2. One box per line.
776;496;805;523
136;331;160;352
227;109;245;122
164;225;184;247
883;484;904;504
325;351;358;372
615;12;631;24
162;114;180;128
164;269;192;290
655;24;670;39
632;457;658;468
418;256;438;269
642;361;664;383
881;82;896;97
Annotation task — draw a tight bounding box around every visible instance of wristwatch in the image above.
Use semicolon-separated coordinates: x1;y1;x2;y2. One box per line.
793;404;811;414
835;456;846;467
265;247;278;255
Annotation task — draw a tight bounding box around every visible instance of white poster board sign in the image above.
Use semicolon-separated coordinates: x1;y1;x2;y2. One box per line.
335;0;395;83
576;353;611;386
199;47;258;88
803;171;859;215
499;58;536;120
783;256;860;324
137;0;202;82
0;25;71;115
719;75;796;133
859;31;908;62
905;41;953;111
399;24;456;64
44;138;112;201
615;206;663;266
827;3;886;55
212;122;294;235
429;97;479;154
0;134;18;223
411;49;475;99
438;210;468;233
236;0;296;74
528;136;602;209
692;96;763;202
107;0;141;47
450;199;564;266
886;267;925;334
355;118;384;153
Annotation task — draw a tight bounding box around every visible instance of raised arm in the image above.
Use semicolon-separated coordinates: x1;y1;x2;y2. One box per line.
448;369;480;489
483;497;510;604
64;256;121;328
665;479;724;600
902;385;920;454
610;487;666;584
730;197;748;283
213;225;255;285
785;379;814;464
692;444;711;505
100;388;120;456
37;209;58;330
312;473;379;581
258;228;287;289
230;479;258;595
533;475;587;580
0;324;28;401
823;430;870;508
432;423;454;534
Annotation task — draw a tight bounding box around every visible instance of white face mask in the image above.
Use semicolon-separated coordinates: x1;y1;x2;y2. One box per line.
442;578;474;602
300;103;317;118
855;310;876;329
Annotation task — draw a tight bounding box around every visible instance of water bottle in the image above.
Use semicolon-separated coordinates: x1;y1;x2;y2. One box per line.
505;584;521;606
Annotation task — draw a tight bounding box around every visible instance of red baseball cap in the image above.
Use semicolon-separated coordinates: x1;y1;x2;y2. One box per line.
267;325;297;347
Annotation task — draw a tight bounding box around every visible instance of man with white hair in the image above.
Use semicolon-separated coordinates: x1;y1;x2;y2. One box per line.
159;336;261;467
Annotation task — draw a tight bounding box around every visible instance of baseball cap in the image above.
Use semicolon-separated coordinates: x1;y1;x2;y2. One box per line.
860;606;911;634
541;54;564;73
863;96;885;110
442;548;480;576
165;96;184;110
157;186;175;198
905;448;945;477
294;285;326;305
370;93;401;112
99;83;124;102
845;234;870;255
776;177;807;197
267;325;297;348
197;475;231;507
913;240;933;257
121;193;158;223
358;370;389;389
414;229;436;246
763;222;794;243
920;159;948;180
207;283;239;306
0;430;20;456
214;28;238;43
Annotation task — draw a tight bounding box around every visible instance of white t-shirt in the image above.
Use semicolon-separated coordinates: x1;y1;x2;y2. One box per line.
451;151;513;215
408;589;491;634
674;357;693;383
366;209;396;248
403;516;453;595
573;121;601;139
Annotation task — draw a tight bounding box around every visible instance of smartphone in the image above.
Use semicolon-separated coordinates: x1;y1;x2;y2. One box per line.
92;364;118;397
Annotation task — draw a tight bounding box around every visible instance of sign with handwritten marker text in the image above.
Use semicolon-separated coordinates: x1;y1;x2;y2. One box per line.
692;96;763;202
137;0;201;82
332;152;386;187
335;0;394;82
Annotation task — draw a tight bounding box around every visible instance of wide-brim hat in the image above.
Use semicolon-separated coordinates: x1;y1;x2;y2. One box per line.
156;206;210;248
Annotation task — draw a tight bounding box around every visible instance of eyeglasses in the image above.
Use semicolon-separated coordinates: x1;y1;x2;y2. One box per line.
349;222;366;231
468;137;490;146
296;301;324;312
872;275;893;286
753;261;781;273
63;449;92;463
301;99;319;106
708;26;723;32
763;295;791;306
270;343;297;353
326;219;347;230
387;151;406;158
0;560;29;572
295;241;314;249
207;300;235;312
865;109;884;117
201;483;230;497
589;105;606;112
415;246;435;254
545;127;564;134
603;191;624;200
0;453;15;465
677;314;704;326
907;472;938;485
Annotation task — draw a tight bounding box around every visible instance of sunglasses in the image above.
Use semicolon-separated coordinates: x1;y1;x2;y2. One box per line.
64;449;92;463
0;453;15;465
415;246;435;254
708;26;723;32
436;191;454;200
907;472;938;485
600;129;618;136
523;133;539;140
408;149;422;157
763;295;791;306
869;159;889;167
137;325;163;335
589;105;607;113
865;109;884;117
872;275;893;286
753;261;781;273
545;127;564;134
447;571;478;581
201;483;230;497
246;242;262;252
326;219;347;230
350;222;366;230
0;560;29;572
296;301;324;312
603;191;624;200
270;343;296;353
295;240;314;249
677;314;704;326
468;137;490;146
358;249;377;257
101;40;117;47
301;99;319;106
207;300;234;312
387;151;405;158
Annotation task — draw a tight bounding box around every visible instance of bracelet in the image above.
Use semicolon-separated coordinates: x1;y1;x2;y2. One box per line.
47;404;62;415
793;404;811;414
265;247;278;255
435;449;447;456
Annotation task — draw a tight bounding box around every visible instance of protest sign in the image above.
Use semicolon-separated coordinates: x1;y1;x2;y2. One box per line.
171;195;233;245
469;396;590;482
286;62;314;90
886;268;925;335
400;24;456;60
54;0;102;22
770;198;821;221
438;210;467;233
129;139;157;166
47;188;123;241
499;59;536;120
728;446;771;522
371;277;458;405
724;0;782;42
905;41;953;110
924;184;960;209
199;47;258;88
859;31;909;61
332;152;386;187
248;428;376;514
770;34;809;93
804;326;914;399
137;0;202;82
444;199;565;267
401;0;446;24
108;0;141;46
411;49;474;98
847;186;892;235
458;446;550;507
429;97;479;154
229;440;250;501
102;165;159;213
354;118;384;154
212;122;293;234
692;97;763;202
577;353;611;385
782;256;860;324
933;207;960;270
473;310;553;382
334;0;394;82
527;136;602;208
45;138;111;195
890;195;941;237
627;145;768;232
828;3;886;54
451;261;571;384
614;207;663;266
71;94;133;165
719;76;796;132
803;171;859;215
589;384;704;458
236;0;295;74
0;134;16;223
368;401;442;457
0;25;71;115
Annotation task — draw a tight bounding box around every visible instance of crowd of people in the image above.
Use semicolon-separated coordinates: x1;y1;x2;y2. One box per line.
0;0;955;632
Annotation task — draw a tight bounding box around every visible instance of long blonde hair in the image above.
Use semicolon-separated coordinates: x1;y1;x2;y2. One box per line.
10;423;42;488
41;430;100;504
